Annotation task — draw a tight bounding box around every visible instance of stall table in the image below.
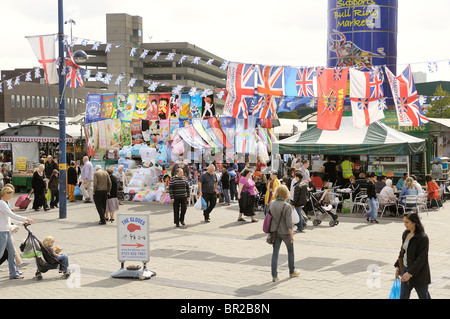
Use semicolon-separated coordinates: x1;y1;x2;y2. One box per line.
12;173;33;192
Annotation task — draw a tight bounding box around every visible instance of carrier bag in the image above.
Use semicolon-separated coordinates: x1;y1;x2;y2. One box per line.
19;236;42;259
194;196;203;210
389;278;401;299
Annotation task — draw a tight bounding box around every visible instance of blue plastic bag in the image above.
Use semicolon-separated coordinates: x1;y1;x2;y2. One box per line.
389;278;401;299
201;196;207;210
74;186;82;196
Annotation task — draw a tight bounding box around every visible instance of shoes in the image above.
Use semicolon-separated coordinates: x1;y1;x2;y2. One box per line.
251;219;258;223
272;277;279;282
44;208;50;211
175;224;180;228
371;220;379;224
204;219;210;223
11;275;24;279
98;221;106;225
34;209;41;212
180;221;185;226
17;261;29;269
237;218;245;222
110;219;114;223
290;270;300;278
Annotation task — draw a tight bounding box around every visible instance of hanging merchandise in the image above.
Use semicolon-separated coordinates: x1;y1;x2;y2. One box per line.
202;94;215;117
179;93;192;119
190;93;202;118
120;122;132;146
158;94;171;120
169;94;181;119
206;117;233;149
109;119;122;149
130;119;143;144
170;119;179;140
133;93;149;119
219;116;236;162
316;67;348;131
84;122;98;156
99;93;116;119
283;67;316;98
159;119;170;142
121;93;137;122
146;95;159;120
192;119;221;154
97;120;107;149
148;120;160;144
85;94;102;124
141;119;150;142
156;144;168;166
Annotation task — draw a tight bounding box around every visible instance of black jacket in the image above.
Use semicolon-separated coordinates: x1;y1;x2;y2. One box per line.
292;180;308;207
395;230;431;288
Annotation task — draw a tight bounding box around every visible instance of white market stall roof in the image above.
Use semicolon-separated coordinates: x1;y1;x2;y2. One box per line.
0;122;83;143
273;119;309;137
273;117;427;156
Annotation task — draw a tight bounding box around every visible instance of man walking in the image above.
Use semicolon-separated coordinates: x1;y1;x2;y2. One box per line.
93;165;111;225
169;168;190;227
80;156;94;203
198;164;218;222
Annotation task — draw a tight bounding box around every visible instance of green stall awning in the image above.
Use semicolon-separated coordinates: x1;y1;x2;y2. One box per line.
273;117;426;156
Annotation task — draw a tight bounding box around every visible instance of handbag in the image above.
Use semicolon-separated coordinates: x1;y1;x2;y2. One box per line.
266;203;286;245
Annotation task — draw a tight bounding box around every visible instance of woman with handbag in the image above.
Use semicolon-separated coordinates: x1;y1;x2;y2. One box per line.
269;185;300;282
237;169;258;222
394;212;431;299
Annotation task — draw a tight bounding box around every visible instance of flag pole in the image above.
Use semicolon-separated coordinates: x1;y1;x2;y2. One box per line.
58;0;67;219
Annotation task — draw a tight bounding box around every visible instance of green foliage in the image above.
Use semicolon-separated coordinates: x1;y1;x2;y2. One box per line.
424;85;450;118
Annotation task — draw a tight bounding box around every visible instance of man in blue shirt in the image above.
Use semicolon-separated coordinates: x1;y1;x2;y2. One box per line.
198;164;218;222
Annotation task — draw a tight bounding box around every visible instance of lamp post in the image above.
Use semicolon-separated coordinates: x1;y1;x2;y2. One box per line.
58;0;67;219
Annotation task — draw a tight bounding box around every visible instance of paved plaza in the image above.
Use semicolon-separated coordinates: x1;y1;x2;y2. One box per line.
1;193;450;301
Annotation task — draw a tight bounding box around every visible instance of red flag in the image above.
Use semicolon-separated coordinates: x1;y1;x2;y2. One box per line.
316;68;348;131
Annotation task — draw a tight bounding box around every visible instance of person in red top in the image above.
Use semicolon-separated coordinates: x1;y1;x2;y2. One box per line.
310;172;323;190
425;175;440;201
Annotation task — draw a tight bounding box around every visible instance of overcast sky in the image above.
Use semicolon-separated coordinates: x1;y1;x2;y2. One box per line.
1;0;450;82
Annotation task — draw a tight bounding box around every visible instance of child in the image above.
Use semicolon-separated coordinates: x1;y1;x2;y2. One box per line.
42;236;69;275
48;169;59;209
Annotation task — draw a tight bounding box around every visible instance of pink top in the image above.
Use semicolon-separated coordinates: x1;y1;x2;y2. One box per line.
239;176;256;195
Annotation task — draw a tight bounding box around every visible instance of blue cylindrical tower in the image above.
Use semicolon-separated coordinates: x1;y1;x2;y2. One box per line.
327;0;398;74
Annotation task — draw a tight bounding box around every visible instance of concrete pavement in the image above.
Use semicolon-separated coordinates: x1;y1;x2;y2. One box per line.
1;194;450;300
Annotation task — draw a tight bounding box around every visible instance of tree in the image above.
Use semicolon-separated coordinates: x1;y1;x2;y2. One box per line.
424;85;450;118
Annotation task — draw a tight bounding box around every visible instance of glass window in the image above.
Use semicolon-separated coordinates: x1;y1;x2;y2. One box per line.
22;96;26;108
41;97;45;108
16;95;20;108
11;95;15;108
32;96;36;108
37;96;40;108
27;96;31;108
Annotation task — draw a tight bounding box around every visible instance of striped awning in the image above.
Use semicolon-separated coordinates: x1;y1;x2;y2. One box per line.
273;117;426;155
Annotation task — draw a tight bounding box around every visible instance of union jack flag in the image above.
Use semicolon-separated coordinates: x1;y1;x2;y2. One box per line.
368;69;384;99
92;41;101;50
251;95;280;118
65;46;84;88
385;65;428;126
224;63;258;118
257;65;284;96
296;67;315;97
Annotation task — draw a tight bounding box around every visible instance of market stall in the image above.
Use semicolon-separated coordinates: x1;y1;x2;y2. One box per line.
273;117;427;180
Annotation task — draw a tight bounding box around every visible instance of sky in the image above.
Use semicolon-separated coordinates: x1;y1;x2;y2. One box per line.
1;0;450;83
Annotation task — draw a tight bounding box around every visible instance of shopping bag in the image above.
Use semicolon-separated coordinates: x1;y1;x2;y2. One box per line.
194;197;203;210
389;278;401;299
45;189;51;202
74;185;82;196
201;196;207;210
19;236;42;259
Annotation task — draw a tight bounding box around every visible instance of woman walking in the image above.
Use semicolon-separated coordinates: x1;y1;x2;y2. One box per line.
105;168;119;223
364;172;379;224
237;169;258;222
115;165;127;205
394;212;431;299
31;164;50;211
0;187;34;279
269;185;299;282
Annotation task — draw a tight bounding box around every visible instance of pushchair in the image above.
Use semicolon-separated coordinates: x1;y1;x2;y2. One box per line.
303;189;339;227
20;224;70;280
253;181;266;212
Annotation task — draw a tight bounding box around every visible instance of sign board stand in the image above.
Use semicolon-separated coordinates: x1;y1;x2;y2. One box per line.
111;213;156;280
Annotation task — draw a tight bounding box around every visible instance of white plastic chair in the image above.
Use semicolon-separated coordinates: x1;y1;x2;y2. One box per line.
378;193;398;218
352;193;369;215
398;195;418;215
189;184;199;206
416;194;429;217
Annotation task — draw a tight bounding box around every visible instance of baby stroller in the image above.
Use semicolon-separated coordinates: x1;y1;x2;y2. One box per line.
20;224;70;280
304;190;339;227
253;181;266;212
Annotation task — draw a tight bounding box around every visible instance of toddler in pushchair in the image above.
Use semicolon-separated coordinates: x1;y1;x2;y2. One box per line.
303;189;339;227
20;224;70;280
253;177;266;212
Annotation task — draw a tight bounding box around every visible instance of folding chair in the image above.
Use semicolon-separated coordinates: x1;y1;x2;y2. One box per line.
352;193;369;215
378;194;398;218
189;184;199;206
398;195;418;215
416;194;429;217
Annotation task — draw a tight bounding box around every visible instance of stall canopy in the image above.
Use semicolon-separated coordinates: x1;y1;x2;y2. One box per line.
273;117;426;155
